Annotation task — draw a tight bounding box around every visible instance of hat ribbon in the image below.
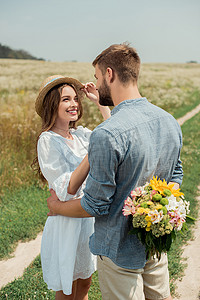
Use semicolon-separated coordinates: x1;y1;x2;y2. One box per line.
44;76;63;88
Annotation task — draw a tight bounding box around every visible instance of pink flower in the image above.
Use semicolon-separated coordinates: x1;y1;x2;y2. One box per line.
135;187;143;196
124;197;133;206
168;210;185;230
130;190;137;199
123;205;134;216
122;197;136;216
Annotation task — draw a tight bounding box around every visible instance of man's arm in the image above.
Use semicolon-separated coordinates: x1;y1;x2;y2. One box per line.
47;189;92;218
47;129;119;218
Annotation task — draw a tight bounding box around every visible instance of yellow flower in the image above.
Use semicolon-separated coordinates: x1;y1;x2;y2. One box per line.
167;183;184;197
145;215;151;222
150;176;184;197
144;208;151;214
147;201;153;205
146;226;151;231
155;204;163;210
147;221;152;227
150;176;169;195
137;207;145;214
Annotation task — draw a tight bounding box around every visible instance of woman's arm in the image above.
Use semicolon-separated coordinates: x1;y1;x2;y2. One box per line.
38;134;89;201
67;154;89;195
82;82;111;120
96;103;111;121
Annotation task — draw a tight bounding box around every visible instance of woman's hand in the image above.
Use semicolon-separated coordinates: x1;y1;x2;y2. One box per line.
82;82;111;120
82;82;99;105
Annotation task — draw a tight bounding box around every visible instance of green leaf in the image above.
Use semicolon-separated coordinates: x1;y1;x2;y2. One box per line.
165;234;172;251
186;215;196;223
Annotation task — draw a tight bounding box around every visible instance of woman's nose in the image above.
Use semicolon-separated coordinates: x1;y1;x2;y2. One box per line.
70;99;78;106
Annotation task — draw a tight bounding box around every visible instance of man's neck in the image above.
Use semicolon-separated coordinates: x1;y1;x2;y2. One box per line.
111;82;142;107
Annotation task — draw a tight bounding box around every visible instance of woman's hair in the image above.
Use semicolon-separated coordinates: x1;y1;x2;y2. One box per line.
32;83;83;181
92;43;141;85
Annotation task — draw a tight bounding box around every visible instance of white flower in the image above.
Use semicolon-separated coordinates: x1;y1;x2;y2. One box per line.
165;195;178;211
148;209;163;224
184;200;190;214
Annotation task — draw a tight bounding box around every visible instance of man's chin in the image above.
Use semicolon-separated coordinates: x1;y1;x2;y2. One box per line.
99;97;114;106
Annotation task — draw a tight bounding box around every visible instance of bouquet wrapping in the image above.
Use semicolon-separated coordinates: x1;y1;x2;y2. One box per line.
123;176;194;259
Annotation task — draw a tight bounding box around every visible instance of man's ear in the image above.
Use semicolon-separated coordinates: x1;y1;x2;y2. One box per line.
106;67;115;83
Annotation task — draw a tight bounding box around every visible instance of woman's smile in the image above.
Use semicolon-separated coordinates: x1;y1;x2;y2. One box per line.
66;108;78;115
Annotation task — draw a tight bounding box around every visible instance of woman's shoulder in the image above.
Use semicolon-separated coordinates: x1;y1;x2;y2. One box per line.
38;131;64;150
39;131;52;139
72;126;92;137
39;131;65;140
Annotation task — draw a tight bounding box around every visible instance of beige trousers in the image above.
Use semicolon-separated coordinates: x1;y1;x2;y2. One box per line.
97;253;170;300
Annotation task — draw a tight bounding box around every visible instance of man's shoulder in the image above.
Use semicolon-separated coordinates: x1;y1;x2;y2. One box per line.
91;118;113;139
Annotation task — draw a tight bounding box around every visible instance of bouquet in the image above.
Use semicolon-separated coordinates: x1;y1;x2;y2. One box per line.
122;176;195;259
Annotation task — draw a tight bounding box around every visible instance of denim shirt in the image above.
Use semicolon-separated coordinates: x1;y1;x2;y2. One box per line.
81;97;183;269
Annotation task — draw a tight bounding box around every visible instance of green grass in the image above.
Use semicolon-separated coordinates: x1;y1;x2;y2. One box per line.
0;186;50;259
168;112;200;294
0;256;101;300
151;89;200;120
172;89;200;119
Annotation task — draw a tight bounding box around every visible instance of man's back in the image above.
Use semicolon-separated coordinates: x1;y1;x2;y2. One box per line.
81;97;183;269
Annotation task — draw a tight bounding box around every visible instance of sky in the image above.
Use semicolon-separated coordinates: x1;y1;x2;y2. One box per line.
0;0;200;63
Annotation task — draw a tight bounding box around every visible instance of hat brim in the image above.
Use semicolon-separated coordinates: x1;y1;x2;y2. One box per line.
35;77;84;117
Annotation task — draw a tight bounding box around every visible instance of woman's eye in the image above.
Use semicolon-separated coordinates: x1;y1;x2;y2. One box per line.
62;97;78;102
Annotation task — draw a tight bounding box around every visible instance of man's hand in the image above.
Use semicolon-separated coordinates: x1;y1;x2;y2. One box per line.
169;181;180;190
47;189;60;216
46;189;92;218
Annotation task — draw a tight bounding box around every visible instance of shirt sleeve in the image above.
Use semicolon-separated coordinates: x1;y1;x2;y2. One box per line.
170;125;183;186
37;134;77;201
170;156;183;185
81;129;122;216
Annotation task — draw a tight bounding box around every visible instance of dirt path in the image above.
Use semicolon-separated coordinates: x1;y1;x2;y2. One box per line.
177;104;200;126
0;233;42;289
0;104;200;292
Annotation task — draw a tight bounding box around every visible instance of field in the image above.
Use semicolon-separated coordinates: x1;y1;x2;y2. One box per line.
1;59;200;192
0;59;200;299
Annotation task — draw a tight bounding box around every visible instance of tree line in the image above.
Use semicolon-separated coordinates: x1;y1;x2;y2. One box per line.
0;43;45;60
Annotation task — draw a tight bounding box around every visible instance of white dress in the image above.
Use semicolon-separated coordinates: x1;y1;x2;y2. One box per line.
37;126;97;295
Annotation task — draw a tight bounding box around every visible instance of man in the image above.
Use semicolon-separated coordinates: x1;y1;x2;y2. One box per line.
47;43;183;300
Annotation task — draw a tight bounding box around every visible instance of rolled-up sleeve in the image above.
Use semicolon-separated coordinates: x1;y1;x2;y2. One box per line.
81;129;121;216
170;125;183;186
171;156;183;185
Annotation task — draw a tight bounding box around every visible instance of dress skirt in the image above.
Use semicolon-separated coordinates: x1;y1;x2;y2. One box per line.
41;215;96;295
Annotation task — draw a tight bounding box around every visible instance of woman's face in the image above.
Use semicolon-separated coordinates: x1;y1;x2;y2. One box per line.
56;85;79;124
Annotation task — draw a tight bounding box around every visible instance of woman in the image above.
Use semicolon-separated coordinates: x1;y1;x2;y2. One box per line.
34;75;110;300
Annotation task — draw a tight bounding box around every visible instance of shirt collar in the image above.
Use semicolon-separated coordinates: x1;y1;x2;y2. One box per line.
111;97;147;116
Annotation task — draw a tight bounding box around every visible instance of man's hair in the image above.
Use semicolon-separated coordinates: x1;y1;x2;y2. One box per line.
92;43;141;85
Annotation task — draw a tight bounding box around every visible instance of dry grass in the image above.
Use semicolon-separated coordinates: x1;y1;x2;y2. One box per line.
0;59;200;194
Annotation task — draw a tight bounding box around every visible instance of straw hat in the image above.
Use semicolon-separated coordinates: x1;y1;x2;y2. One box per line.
35;75;84;117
